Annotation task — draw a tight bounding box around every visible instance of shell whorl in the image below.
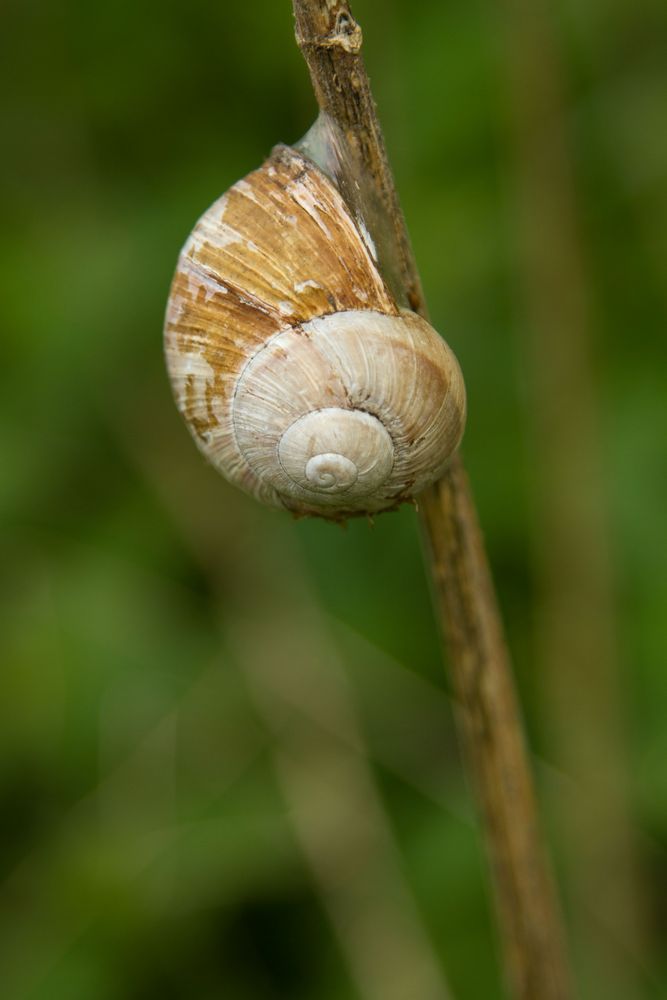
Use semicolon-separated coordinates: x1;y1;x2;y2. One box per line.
164;145;466;518
277;409;394;504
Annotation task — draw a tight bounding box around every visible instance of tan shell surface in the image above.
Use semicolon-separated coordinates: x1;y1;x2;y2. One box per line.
164;145;466;518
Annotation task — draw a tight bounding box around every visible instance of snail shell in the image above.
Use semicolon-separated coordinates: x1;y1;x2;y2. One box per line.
164;145;466;519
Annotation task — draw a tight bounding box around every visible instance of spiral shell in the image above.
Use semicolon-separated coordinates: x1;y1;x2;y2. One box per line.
164;145;466;519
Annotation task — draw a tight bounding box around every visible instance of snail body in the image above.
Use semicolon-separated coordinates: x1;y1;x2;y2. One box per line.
164;145;466;519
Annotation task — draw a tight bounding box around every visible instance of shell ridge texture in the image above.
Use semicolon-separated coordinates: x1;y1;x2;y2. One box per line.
165;145;466;519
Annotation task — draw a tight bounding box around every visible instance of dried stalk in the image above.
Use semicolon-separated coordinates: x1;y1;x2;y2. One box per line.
292;3;572;998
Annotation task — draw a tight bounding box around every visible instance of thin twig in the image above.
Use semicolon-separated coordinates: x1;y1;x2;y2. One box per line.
292;3;573;997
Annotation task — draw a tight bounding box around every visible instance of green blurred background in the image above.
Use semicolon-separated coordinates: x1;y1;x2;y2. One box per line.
1;0;666;997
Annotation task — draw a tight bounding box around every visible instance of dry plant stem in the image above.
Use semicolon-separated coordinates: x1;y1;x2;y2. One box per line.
292;2;572;998
420;461;571;1000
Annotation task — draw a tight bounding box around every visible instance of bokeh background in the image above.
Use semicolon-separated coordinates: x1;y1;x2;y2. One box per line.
1;0;666;997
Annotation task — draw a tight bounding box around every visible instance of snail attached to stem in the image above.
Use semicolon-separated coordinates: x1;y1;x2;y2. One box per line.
164;123;466;520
